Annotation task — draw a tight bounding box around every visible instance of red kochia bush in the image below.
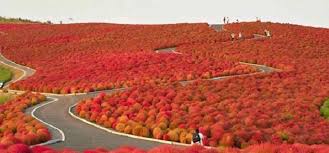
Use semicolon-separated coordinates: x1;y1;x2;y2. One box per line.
7;143;31;153
0;142;329;153
76;75;329;147
0;23;233;94
2;21;329;151
148;145;183;153
58;149;79;153
0;143;327;153
9;52;256;94
184;145;218;153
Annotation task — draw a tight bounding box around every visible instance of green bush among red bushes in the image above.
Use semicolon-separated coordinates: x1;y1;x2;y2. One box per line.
320;99;329;119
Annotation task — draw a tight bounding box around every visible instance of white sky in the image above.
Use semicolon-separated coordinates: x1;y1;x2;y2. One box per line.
1;0;329;28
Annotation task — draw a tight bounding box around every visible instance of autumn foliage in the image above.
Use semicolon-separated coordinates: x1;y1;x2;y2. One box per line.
0;143;329;153
73;22;329;148
1;21;329;151
0;92;50;146
0;23;236;93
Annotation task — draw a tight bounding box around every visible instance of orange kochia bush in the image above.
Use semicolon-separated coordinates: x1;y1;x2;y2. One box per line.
76;74;329;148
0;92;50;146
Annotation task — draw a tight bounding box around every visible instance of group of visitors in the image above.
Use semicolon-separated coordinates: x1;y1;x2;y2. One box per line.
223;17;239;24
224;16;262;24
222;16;272;42
230;29;271;41
264;29;271;37
230;32;244;41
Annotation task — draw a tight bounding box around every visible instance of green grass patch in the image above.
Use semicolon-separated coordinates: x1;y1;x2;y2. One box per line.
0;67;12;83
0;95;11;105
0;94;14;104
320;99;329;119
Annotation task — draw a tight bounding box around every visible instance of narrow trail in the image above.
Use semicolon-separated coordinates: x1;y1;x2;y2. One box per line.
0;54;35;88
0;24;280;151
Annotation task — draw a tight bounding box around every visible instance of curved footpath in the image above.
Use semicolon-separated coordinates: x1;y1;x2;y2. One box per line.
0;51;278;151
0;25;279;151
37;92;165;150
0;54;35;88
0;52;165;150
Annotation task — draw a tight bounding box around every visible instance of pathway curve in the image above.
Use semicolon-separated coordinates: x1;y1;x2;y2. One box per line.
0;50;278;151
0;25;280;151
0;54;35;88
0;52;166;151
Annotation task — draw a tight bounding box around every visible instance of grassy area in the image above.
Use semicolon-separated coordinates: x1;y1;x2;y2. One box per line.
0;93;15;104
0;63;24;86
0;67;12;83
320;99;329;119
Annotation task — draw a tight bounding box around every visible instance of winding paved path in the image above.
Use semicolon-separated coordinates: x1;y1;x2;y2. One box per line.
0;54;35;88
0;24;279;151
37;93;164;150
0;51;278;151
0;52;166;151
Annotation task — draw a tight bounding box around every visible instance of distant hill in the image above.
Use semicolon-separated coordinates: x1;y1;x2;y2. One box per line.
0;16;44;24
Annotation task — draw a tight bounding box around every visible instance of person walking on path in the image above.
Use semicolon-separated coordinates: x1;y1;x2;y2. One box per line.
191;129;204;145
264;29;271;37
231;33;236;41
223;17;226;24
238;32;243;40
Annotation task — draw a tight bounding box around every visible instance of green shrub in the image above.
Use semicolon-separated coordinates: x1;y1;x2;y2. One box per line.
320;99;329;119
279;132;289;141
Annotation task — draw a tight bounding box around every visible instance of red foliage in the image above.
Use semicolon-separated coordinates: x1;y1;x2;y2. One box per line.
0;143;329;153
1;22;329;150
0;92;50;146
31;145;56;153
0;23;237;94
8;52;256;93
73;22;329;148
7;143;31;153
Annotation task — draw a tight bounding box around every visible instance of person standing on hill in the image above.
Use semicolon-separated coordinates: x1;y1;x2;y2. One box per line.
191;129;204;145
223;17;226;24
